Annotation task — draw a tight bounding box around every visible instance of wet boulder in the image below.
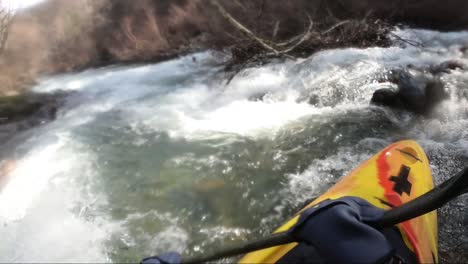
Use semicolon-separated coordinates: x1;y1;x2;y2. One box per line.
0;91;71;142
371;88;405;110
370;60;462;115
248;92;267;102
428;60;464;75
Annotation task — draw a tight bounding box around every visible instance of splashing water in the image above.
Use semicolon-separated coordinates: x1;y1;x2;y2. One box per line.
1;29;468;263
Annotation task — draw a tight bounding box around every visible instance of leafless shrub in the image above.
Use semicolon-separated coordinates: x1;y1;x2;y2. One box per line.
207;0;391;80
0;0;13;55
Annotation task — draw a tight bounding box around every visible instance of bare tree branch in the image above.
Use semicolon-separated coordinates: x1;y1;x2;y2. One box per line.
209;0;318;60
232;0;246;11
209;0;282;56
276;34;303;47
0;1;13;55
256;0;265;19
268;14;314;55
322;20;351;35
272;20;280;39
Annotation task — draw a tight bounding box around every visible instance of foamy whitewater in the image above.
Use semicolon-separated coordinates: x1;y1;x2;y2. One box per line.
1;28;468;262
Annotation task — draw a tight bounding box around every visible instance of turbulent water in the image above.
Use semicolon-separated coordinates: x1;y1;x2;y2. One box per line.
1;29;468;263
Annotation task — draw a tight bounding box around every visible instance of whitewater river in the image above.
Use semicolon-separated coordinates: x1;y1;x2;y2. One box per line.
1;29;467;263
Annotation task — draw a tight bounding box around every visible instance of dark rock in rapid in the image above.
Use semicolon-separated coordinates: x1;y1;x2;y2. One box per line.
371;88;405;111
0;91;71;142
307;94;321;106
427;60;464;74
370;60;463;115
248;92;267;102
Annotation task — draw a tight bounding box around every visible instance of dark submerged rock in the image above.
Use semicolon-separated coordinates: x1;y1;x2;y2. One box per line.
428;60;465;75
307;94;321;106
371;88;405;109
248;92;267;102
370;60;461;115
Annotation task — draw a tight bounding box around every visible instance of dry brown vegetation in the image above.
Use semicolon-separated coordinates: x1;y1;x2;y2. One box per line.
0;0;467;95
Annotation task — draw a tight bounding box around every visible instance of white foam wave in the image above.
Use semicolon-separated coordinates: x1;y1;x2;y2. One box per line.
0;134;109;262
284;147;372;204
0;135;68;222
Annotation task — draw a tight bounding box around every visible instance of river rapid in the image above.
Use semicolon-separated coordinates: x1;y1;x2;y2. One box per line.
1;29;468;263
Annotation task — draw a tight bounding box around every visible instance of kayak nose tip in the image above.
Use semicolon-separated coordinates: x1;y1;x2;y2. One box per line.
397;147;421;165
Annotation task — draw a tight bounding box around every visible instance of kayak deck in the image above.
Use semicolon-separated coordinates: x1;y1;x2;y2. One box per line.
239;140;437;263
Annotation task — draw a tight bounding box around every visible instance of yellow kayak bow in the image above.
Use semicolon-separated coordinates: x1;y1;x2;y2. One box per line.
240;140;438;263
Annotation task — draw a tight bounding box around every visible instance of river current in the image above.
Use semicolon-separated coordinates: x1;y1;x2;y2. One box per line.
1;29;467;262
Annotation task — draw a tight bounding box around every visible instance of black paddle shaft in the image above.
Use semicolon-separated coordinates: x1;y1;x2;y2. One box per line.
182;232;294;264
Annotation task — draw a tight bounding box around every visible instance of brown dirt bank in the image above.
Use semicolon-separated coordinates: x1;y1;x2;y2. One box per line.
0;0;468;96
